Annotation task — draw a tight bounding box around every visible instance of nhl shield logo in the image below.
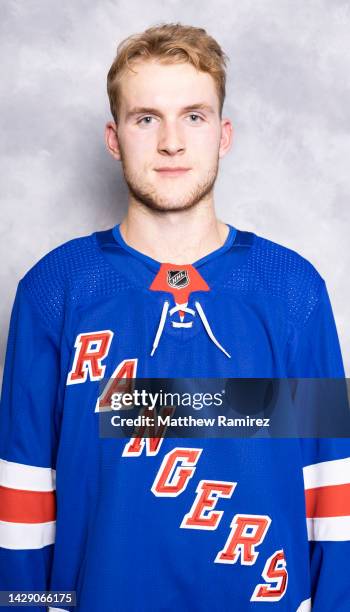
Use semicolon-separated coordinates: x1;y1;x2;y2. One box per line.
167;270;190;289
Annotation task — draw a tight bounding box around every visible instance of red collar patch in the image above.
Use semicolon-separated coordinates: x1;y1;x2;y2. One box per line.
150;263;210;304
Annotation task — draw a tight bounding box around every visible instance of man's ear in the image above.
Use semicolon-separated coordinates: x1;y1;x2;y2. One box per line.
105;121;121;161
219;118;233;158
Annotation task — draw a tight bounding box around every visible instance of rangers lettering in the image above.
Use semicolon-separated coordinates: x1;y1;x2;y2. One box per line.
151;447;202;496
181;480;236;530
67;330;113;385
95;358;138;412
251;549;288;602
122;406;175;457
215;514;271;565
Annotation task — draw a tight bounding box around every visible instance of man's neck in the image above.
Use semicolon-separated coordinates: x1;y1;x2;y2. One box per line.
120;200;229;265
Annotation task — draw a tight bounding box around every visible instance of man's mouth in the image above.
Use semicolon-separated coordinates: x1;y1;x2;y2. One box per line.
154;167;191;177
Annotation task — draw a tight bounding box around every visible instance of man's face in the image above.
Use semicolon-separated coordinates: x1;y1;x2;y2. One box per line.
106;60;232;212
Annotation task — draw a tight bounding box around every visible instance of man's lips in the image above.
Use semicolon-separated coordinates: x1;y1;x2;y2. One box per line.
154;167;191;177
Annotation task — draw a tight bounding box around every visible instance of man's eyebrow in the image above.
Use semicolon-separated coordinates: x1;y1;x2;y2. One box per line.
181;103;215;113
126;103;215;119
126;107;160;118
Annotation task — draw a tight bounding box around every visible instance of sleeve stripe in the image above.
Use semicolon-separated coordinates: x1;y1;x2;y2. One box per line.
305;483;350;518
0;486;56;523
296;598;311;612
0;519;55;550
303;457;350;489
306;516;350;541
0;459;56;491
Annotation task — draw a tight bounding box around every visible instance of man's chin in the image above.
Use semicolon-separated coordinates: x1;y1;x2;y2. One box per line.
135;197;200;213
124;171;218;213
126;184;207;213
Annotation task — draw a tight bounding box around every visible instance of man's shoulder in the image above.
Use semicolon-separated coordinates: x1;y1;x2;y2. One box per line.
21;231;97;284
19;230;123;330
233;229;326;325
251;231;322;280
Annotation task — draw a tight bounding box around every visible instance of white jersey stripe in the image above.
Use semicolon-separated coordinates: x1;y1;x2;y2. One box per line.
306;516;350;541
303;457;350;489
296;597;311;612
48;609;69;612
0;520;55;550
0;459;56;492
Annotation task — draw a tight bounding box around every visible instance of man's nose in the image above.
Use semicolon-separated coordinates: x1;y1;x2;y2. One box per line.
157;120;185;155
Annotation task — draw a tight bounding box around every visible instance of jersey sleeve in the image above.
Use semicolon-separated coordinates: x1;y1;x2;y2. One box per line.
289;280;350;610
287;279;345;378
0;279;61;610
302;441;350;612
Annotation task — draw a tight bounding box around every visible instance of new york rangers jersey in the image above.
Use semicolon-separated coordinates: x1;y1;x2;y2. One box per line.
0;223;349;611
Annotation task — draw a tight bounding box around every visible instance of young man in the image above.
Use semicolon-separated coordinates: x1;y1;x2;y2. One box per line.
0;23;349;612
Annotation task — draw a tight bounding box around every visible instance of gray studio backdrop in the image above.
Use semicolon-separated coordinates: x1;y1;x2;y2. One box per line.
1;0;349;379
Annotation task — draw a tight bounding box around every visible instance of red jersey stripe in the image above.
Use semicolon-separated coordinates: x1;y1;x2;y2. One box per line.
0;486;56;523
305;483;350;518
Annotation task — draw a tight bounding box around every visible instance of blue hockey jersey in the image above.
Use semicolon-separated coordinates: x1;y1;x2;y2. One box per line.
0;223;349;611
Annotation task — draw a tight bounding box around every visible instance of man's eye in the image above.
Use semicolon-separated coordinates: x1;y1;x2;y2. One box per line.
137;116;154;125
187;114;203;123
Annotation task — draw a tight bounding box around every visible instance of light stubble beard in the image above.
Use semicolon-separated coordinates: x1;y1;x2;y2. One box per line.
119;151;220;213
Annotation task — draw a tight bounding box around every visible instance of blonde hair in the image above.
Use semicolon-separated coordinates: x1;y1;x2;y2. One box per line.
107;23;228;121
